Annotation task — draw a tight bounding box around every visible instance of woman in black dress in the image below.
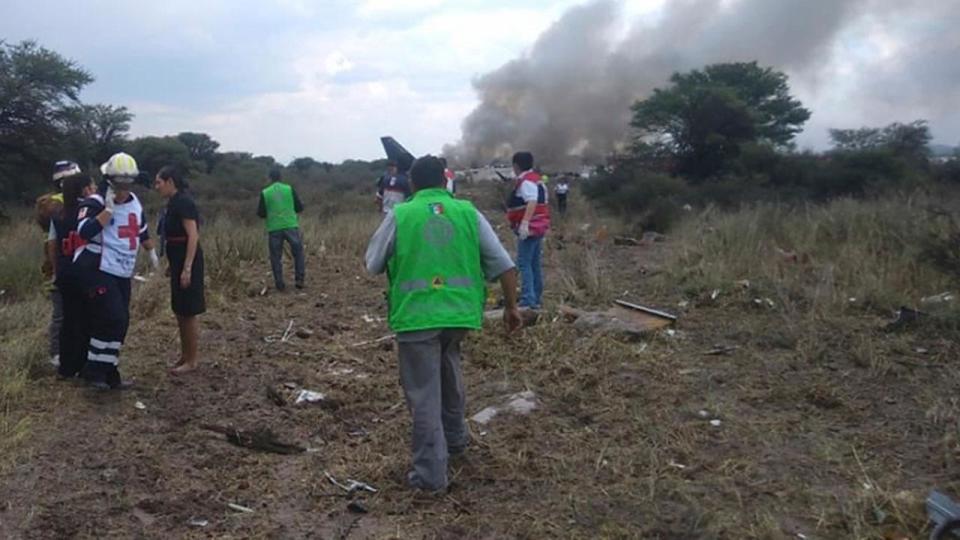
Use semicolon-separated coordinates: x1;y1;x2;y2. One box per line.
154;166;205;374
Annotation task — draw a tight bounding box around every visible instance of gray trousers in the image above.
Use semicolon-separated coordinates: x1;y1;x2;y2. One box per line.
398;329;469;491
49;288;63;357
268;228;305;289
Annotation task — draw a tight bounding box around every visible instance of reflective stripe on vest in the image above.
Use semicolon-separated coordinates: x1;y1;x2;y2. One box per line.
387;189;486;333
262;183;299;232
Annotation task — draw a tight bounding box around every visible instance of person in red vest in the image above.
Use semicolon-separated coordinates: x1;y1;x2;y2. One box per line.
506;151;550;309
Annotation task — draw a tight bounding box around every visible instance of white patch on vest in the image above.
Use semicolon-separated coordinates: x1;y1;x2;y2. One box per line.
99;194;143;278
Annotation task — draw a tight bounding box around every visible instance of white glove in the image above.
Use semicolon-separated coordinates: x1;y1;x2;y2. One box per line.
147;248;160;271
104;187;116;212
518;220;531;241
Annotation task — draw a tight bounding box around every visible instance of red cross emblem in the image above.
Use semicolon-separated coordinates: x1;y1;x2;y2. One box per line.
118;212;139;250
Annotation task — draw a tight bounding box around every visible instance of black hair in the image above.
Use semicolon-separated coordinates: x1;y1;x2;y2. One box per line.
158;165;190;190
512;151;534;171
269;167;282;182
62;174;94;221
409;155;446;189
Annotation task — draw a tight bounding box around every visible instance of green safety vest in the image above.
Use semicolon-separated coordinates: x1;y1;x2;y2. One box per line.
388;188;486;333
262;182;299;232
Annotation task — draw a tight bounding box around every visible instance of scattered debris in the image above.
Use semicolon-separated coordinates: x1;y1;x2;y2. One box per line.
201;424;305;455
642;231;667;244
259;286;268;296
678;300;689;308
132;274;148;283
916;348;930;355
283;382;298;390
347;501;369;514
295;328;314;339
735;280;751;289
613;236;641;246
922;292;956;306
349;334;395;348
295;390;326;405
484;308;540;326
325;471;379;494
471;390;539;425
281;320;294;342
668;460;687;470
926;490;960;539
559;301;676;340
188;518;209;528
710;289;720;301
709;419;722;427
361;314;384;323
134;401;146;410
697;410;710;419
704;345;739;356
228;502;255;514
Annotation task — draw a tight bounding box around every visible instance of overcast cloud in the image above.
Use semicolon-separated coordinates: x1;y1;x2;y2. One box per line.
0;0;956;164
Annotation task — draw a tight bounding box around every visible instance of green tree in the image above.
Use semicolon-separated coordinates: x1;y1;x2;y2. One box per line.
63;104;133;169
631;62;810;181
176;132;220;173
125;136;192;177
829;120;931;163
0;40;93;199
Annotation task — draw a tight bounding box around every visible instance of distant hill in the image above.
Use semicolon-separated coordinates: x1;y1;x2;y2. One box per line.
930;143;958;157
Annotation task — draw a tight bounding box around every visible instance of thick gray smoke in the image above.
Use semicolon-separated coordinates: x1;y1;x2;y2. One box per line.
446;0;955;167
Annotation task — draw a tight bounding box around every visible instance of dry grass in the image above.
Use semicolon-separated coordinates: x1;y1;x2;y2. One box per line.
659;196;959;319
2;188;960;538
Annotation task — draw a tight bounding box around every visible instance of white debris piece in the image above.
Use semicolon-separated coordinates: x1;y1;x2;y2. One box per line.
188;518;209;528
295;390;326;404
134;401;146;410
922;292;956;305
471;390;539;425
709;419;722;427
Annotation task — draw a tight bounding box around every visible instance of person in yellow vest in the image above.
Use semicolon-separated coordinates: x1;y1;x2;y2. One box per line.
365;155;522;493
257;167;305;291
37;160;79;367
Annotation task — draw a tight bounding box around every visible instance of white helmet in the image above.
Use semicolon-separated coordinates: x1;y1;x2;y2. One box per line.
52;160;82;188
100;152;139;183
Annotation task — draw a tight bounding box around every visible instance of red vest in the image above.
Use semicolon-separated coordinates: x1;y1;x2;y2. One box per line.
506;170;550;237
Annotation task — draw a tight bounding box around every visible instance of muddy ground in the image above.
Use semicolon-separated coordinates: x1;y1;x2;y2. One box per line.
1;215;958;539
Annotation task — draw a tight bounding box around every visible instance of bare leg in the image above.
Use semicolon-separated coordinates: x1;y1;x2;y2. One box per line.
171;314;199;374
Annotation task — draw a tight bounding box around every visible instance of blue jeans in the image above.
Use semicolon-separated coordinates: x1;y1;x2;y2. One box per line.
517;236;544;308
268;228;305;289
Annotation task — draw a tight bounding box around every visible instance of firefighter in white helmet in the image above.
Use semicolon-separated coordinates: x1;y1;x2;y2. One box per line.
74;152;158;389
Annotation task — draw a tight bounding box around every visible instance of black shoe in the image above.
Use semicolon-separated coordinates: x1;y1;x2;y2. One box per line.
276;283;286;292
295;282;304;290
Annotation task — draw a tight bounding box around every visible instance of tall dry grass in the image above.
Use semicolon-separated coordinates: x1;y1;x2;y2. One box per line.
659;195;959;317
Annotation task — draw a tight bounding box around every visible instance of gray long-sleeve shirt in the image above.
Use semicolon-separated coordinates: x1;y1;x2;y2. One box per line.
365;209;515;342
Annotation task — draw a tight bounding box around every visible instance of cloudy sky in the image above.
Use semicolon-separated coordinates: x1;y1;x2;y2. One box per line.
1;0;957;163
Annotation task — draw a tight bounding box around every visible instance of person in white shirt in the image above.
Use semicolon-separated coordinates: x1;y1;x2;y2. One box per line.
555;178;570;214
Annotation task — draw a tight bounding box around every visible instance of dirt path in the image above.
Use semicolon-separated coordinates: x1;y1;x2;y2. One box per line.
1;231;958;539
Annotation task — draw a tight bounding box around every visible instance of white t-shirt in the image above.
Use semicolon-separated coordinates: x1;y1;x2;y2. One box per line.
517;180;541;203
556;182;569;195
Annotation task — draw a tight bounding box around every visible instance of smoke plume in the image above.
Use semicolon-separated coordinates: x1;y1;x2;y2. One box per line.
446;0;955;167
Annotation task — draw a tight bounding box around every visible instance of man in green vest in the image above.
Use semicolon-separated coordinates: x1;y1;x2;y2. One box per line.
257;167;306;291
365;155;522;493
